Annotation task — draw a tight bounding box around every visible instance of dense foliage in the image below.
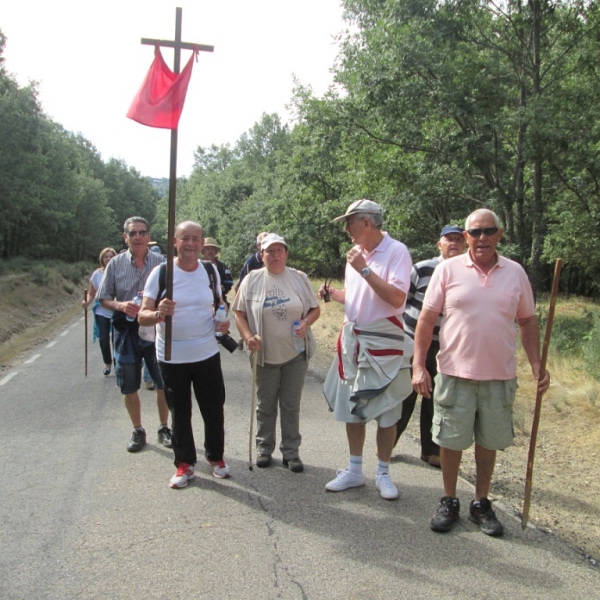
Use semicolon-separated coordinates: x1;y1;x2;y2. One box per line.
0;32;160;261
4;1;600;295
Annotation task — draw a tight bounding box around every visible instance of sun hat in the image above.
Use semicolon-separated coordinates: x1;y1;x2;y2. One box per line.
203;237;221;251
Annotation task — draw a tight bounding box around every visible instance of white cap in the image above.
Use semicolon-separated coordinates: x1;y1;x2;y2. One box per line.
261;233;288;251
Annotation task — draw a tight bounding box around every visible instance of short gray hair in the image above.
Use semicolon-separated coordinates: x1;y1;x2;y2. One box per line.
123;216;150;233
465;209;500;230
355;212;384;229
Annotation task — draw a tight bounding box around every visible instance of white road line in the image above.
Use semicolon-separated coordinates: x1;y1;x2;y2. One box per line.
60;330;69;337
46;341;57;348
24;354;41;364
0;372;18;386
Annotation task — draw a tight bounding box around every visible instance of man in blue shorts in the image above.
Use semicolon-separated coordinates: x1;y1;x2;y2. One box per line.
98;216;172;453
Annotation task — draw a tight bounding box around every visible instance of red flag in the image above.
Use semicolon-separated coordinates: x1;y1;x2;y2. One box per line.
127;47;197;129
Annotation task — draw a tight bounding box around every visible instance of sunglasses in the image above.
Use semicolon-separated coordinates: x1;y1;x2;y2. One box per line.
466;227;499;238
127;230;148;237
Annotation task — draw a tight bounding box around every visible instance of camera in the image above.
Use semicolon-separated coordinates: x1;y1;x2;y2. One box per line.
217;333;239;353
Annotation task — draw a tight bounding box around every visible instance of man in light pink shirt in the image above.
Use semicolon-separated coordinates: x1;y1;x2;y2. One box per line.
412;208;550;536
319;199;413;501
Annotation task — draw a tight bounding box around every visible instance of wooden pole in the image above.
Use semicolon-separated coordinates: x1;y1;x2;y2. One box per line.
140;7;214;360
83;289;88;377
248;335;262;471
521;258;563;529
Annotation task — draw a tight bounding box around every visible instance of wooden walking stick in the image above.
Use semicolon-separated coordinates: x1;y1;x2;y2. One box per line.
521;258;563;529
83;289;88;377
248;335;261;471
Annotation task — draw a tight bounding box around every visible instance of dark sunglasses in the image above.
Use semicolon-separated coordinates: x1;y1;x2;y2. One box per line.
127;230;148;237
466;227;499;238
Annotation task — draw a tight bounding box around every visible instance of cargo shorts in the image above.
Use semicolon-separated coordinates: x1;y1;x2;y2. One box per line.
431;373;518;451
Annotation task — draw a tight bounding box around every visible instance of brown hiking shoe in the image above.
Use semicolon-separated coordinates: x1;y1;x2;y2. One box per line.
469;498;504;536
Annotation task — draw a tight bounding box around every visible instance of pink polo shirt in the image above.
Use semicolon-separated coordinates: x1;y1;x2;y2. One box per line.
422;252;535;380
344;233;412;327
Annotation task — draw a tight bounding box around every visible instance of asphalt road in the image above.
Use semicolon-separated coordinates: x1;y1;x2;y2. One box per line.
0;314;598;599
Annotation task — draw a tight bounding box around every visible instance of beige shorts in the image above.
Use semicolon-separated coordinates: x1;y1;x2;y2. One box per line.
432;373;518;451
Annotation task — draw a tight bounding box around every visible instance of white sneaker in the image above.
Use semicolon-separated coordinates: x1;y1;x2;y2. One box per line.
325;468;365;492
376;472;399;500
206;457;232;479
169;463;195;489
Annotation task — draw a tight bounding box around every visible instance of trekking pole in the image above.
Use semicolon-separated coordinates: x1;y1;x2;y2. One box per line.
521;258;562;529
83;289;88;377
248;335;261;471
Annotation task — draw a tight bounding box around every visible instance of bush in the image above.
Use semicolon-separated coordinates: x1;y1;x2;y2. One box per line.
30;264;51;286
583;313;600;381
540;307;595;356
58;262;90;284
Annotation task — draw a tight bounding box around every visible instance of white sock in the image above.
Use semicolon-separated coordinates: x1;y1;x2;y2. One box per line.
377;459;389;477
348;455;363;475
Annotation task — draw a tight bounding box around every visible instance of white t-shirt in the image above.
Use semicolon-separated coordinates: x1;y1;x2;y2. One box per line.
144;261;220;364
90;269;113;319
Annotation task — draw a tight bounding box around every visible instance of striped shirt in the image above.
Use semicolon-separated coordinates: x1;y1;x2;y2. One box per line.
403;255;443;341
97;249;164;304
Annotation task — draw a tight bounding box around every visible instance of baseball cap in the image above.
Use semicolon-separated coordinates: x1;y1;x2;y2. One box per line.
333;199;383;222
439;225;464;237
149;245;161;254
261;233;288;251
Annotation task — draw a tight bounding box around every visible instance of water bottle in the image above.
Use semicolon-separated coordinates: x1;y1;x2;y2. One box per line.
292;320;305;353
126;291;143;322
214;304;227;337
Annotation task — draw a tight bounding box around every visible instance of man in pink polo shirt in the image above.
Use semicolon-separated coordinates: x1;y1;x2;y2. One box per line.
320;199;413;501
412;208;550;536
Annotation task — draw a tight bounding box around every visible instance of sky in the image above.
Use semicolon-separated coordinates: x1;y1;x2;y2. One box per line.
1;1;347;178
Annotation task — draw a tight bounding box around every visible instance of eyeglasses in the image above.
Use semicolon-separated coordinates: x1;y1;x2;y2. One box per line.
466;227;499;238
127;230;148;237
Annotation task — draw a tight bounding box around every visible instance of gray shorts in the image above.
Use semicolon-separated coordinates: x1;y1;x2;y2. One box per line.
432;373;518;451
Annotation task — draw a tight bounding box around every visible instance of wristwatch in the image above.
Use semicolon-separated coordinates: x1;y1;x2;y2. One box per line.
361;267;372;278
155;311;161;321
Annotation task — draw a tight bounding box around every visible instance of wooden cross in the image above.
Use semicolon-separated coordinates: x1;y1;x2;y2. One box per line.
140;7;213;360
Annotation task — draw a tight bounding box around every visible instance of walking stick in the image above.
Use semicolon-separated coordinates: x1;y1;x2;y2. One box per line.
83;289;88;377
521;258;562;529
248;335;261;471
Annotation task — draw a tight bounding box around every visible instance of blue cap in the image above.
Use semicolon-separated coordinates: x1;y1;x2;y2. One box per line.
440;225;464;238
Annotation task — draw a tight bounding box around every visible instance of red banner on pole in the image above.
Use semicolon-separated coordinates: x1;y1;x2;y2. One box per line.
127;46;197;129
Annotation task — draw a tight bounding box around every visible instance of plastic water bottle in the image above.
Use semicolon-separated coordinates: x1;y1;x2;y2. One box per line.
292;320;305;353
214;304;227;337
127;291;143;322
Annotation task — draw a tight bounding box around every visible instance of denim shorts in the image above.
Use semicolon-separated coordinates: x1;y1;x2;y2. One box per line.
431;373;518;451
115;343;164;395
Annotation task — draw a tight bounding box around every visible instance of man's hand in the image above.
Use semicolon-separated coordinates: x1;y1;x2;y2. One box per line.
346;247;367;273
534;368;551;395
412;365;433;399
